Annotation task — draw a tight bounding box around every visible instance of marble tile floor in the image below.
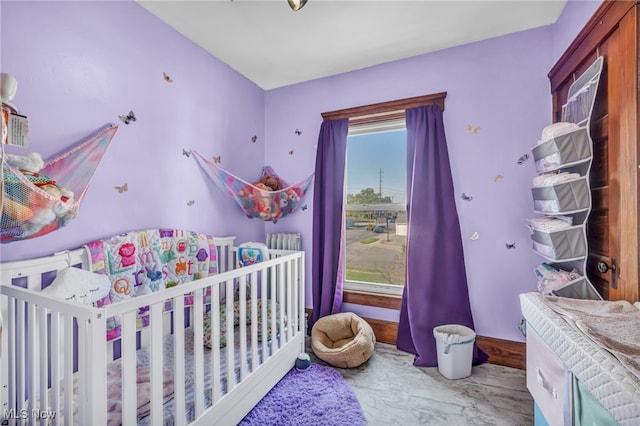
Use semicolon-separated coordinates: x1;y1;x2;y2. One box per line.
307;340;534;426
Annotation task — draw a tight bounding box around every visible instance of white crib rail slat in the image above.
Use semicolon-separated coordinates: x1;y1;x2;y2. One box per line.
286;259;293;342
16;301;26;421
250;271;258;373
76;315;86;424
270;266;277;355
278;263;286;345
86;310;107;426
299;253;306;352
63;313;74;426
211;288;221;404
173;296;186;426
37;306;48;426
260;269;268;363
292;257;299;337
193;289;205;418
4;299;15;423
225;279;235;393
27;303;38;421
121;310;137;425
239;275;248;381
149;301;164;426
50;311;61;426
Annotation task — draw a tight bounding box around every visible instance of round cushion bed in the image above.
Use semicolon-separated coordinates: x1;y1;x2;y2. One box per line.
311;312;376;368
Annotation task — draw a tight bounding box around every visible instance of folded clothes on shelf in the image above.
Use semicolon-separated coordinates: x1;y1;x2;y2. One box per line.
532;172;581;187
528;216;573;232
534;262;582;295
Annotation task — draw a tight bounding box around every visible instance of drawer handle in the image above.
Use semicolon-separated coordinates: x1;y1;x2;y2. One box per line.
536;368;558;399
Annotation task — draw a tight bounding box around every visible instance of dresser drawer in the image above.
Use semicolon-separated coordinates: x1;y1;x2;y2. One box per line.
527;325;567;425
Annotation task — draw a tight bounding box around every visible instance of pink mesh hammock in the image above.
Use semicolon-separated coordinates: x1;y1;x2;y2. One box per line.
193;151;314;223
1;124;119;243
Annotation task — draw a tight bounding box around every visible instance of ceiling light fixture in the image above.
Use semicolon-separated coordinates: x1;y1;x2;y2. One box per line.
287;0;307;11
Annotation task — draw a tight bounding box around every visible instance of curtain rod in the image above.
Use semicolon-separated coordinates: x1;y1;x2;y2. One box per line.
321;92;447;121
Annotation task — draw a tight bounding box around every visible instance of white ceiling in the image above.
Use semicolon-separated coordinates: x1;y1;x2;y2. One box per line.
137;0;567;90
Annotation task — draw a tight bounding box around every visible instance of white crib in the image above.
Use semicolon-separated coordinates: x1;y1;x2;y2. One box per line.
0;235;305;425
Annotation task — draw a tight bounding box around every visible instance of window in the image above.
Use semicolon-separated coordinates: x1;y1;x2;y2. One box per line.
321;92;446;302
344;121;407;296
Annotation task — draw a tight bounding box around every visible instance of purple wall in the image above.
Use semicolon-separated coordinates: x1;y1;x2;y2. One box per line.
1;0;603;343
265;28;554;342
265;1;602;342
0;0;266;262
552;0;603;63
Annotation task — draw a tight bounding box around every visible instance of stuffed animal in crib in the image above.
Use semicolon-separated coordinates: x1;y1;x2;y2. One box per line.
42;267;111;305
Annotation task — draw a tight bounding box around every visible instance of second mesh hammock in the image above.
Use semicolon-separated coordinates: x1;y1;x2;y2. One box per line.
193;151;313;223
1;124;119;243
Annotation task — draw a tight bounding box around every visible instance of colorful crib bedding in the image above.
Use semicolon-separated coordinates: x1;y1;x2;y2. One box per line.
84;228;218;340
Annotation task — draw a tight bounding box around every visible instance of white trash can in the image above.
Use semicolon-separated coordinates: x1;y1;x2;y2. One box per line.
433;324;476;379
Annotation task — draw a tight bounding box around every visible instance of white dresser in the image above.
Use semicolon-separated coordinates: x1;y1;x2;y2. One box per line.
520;292;640;425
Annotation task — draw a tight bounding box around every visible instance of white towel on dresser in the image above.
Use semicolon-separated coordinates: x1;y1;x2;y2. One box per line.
543;296;640;381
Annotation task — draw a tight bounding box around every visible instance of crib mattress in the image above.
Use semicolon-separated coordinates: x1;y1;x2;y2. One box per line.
520;292;640;424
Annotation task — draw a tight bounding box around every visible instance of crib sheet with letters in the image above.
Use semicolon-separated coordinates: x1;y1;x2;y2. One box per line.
84;228;218;340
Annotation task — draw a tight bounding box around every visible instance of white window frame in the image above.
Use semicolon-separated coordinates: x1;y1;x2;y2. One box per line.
343;120;407;296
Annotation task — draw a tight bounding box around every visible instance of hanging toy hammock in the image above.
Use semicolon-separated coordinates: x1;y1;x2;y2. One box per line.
193;151;314;223
1;124;119;243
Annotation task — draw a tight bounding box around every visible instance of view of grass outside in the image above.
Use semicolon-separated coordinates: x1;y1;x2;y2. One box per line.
345;207;407;286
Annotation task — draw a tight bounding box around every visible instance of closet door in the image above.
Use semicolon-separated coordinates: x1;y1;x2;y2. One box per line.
548;1;639;302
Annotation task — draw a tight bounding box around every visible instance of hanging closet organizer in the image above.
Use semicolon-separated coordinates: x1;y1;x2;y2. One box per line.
1;124;119;243
193;151;314;223
529;56;603;300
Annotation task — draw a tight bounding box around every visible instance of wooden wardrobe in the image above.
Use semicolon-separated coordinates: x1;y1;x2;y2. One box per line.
548;0;639;302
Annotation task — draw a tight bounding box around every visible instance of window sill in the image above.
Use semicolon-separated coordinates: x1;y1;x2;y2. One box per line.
343;290;402;310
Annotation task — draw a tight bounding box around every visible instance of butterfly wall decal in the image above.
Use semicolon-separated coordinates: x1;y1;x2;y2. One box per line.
494;174;504;183
182;149;191;157
505;243;516;249
163;72;173;83
213;156;221;164
295;129;302;136
187;200;195;206
289;150;294;155
251;135;257;143
470;231;479;240
301;204;308;211
119;110;136;125
466;124;480;134
115;183;128;193
517;153;529;165
461;193;473;202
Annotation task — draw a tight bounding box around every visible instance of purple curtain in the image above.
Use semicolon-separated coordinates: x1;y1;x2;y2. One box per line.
397;105;487;367
310;118;349;332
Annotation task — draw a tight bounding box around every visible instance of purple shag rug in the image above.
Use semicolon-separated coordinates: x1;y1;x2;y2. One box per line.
239;364;366;426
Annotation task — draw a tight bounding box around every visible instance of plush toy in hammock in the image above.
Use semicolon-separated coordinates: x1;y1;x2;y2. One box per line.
193;152;313;223
1;124;118;243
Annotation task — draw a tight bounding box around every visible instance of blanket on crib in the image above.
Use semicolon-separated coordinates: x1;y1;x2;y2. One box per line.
85;228;218;340
543;296;640;381
106;361;175;426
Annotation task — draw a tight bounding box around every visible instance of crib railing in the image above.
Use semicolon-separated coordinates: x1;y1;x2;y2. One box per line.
1;241;305;426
